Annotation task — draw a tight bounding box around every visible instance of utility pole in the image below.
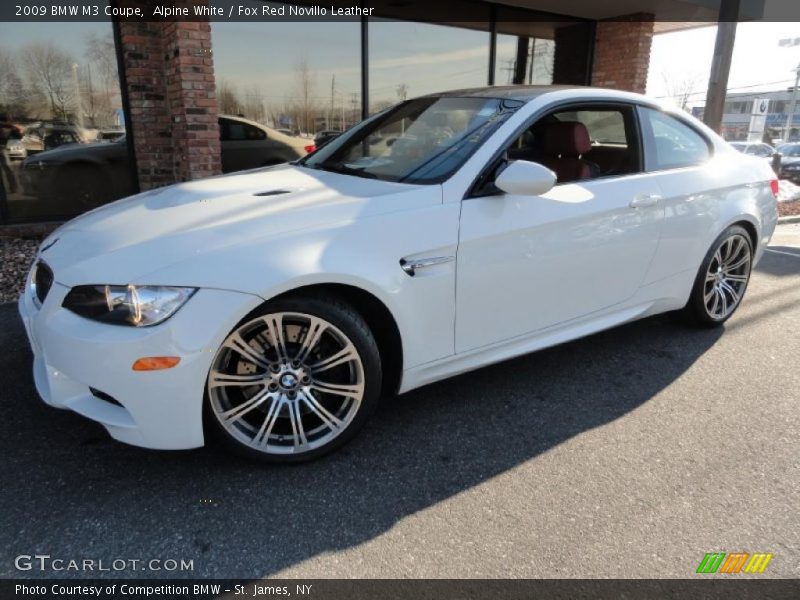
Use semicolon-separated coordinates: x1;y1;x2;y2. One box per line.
702;0;740;133
528;38;536;85
501;59;515;85
329;74;335;130
783;64;800;142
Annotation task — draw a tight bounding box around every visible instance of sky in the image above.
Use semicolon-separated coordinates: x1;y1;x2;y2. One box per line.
647;21;800;107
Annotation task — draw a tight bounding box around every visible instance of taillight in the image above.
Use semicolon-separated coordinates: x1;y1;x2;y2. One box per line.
770;179;779;197
304;144;316;153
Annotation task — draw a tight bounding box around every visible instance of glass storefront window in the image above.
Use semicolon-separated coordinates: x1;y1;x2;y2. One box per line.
211;1;360;162
0;15;131;222
369;21;490;114
495;34;555;86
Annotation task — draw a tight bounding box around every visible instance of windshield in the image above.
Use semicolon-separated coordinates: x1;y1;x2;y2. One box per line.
299;96;523;184
780;144;800;157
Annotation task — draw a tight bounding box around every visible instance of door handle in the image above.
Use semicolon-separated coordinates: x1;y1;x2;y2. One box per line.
629;193;661;208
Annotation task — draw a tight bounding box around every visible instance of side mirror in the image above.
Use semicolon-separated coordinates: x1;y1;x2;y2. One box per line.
495;160;557;196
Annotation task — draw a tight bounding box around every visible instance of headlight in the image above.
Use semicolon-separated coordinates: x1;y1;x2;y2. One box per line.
62;285;196;327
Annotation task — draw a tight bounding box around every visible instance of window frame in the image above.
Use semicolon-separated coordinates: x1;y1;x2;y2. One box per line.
466;100;646;199
637;105;714;173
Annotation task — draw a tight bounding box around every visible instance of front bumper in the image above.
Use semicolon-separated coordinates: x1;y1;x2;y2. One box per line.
18;277;262;450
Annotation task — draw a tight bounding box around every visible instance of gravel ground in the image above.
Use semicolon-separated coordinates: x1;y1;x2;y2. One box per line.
778;199;800;217
0;238;38;304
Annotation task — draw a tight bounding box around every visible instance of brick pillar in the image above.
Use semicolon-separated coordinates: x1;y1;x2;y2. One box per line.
591;14;654;93
163;21;220;182
118;17;220;191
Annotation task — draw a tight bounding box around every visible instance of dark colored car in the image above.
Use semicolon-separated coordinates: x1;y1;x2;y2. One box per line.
314;129;341;148
20;115;311;214
776;143;800;183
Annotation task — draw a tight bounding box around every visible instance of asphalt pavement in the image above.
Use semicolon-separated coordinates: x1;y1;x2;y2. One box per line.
1;224;798;580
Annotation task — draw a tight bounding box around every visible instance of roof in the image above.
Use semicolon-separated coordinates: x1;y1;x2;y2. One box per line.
425;85;662;107
426;85;585;102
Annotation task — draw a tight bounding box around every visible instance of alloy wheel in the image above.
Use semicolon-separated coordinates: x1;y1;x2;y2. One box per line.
703;233;751;320
208;312;365;455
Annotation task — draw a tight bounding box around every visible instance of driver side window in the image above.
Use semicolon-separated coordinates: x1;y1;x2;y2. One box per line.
476;104;642;195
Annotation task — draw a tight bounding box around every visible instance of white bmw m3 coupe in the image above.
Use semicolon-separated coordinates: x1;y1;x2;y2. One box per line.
19;86;779;462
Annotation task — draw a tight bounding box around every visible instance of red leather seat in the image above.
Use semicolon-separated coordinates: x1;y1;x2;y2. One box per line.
537;121;594;183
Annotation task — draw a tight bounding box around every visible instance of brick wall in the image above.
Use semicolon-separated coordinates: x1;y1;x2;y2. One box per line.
591;14;655;94
118;15;220;191
163;20;220;182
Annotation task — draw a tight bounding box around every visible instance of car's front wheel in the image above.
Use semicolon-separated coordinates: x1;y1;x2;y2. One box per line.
206;295;382;462
682;225;753;326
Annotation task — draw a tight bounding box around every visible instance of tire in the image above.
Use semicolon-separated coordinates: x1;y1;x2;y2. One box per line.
205;294;382;463
681;225;753;327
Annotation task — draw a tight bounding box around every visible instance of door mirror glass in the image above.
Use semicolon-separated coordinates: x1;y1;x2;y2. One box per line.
494;160;557;196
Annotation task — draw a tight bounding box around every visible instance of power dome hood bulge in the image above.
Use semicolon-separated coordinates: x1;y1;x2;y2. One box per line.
42;164;440;287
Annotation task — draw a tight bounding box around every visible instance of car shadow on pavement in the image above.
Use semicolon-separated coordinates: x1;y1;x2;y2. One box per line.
754;247;800;277
0;303;722;579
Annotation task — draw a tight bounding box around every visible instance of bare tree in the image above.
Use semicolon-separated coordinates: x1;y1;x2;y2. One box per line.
396;83;408;101
0;49;27;119
217;80;243;116
661;71;702;112
293;58;315;134
84;33;120;127
242;85;265;123
22;42;75;120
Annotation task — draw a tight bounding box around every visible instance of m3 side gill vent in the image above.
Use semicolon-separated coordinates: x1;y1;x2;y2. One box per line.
253;190;292;197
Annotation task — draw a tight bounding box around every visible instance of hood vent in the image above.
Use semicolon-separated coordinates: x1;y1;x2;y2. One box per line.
254;189;291;197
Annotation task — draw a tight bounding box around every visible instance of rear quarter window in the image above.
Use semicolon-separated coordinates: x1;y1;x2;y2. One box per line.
640;107;711;171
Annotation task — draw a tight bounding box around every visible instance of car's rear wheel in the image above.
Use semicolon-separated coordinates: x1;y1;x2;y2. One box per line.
682;225;753;326
206;295;382;462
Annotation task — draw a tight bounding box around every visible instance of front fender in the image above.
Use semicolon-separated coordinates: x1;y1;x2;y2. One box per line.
139;201;462;369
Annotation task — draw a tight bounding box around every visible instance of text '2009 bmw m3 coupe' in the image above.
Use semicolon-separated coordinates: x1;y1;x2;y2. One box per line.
19;86;779;462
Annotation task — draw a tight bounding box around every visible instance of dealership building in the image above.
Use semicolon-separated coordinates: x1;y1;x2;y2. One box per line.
0;0;764;229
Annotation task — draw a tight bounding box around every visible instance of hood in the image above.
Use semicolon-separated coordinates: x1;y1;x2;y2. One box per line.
25;141;108;163
39;164;437;286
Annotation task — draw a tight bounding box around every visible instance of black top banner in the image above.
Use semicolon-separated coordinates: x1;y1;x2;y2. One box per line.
2;0;799;23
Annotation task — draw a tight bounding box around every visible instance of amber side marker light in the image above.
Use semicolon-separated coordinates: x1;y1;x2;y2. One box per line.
132;357;181;371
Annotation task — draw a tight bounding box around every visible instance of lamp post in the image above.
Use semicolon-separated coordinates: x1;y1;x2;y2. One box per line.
784;64;800;142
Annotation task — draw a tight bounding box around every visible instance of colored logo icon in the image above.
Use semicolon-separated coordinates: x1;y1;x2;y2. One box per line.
697;552;773;574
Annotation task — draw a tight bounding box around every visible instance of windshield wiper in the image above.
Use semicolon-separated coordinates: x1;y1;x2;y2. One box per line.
313;162;378;179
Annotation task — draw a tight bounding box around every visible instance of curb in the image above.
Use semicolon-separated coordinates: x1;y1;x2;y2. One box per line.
777;215;800;225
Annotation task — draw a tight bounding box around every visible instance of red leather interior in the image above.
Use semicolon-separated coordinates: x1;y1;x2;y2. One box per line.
537;121;594;183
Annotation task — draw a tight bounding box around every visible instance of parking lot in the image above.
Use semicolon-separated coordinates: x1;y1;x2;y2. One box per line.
1;224;798;580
